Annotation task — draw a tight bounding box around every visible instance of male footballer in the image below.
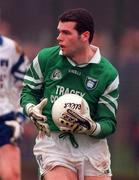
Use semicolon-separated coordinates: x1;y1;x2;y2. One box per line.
20;8;119;180
0;34;29;180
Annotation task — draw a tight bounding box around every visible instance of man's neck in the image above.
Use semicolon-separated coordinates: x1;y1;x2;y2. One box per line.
69;46;96;65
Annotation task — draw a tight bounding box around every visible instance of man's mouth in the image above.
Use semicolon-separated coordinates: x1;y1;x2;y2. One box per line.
59;44;64;48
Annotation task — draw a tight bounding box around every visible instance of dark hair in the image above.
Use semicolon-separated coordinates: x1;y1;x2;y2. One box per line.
58;8;95;43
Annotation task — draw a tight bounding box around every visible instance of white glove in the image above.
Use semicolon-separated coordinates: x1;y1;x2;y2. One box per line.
32;119;50;136
27;98;48;121
58;108;97;135
5;120;23;143
26;98;50;136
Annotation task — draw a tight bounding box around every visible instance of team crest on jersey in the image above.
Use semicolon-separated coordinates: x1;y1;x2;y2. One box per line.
50;69;62;80
85;76;98;90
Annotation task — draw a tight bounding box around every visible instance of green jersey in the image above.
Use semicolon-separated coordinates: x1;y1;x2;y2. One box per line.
20;45;119;139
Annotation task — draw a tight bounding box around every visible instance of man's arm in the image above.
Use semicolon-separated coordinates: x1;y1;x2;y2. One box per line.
20;55;50;136
93;75;119;138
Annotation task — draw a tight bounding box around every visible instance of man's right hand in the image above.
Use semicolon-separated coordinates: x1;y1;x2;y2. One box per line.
27;98;50;136
28;98;48;121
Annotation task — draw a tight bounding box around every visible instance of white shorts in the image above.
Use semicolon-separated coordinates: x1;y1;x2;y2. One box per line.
33;132;112;179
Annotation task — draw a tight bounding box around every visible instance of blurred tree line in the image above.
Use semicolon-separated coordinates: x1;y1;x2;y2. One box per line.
0;0;139;44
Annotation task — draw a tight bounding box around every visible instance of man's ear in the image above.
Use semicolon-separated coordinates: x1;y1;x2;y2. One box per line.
81;31;90;42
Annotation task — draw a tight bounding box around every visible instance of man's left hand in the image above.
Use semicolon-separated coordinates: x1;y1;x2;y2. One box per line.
58;108;97;135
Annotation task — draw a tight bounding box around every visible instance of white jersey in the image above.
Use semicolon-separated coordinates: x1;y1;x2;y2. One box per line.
0;35;29;116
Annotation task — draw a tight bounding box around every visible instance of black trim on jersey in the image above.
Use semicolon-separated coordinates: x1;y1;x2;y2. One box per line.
11;53;26;81
0;35;3;45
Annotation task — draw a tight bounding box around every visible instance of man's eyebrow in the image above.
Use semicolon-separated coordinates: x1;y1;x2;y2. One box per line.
57;28;71;33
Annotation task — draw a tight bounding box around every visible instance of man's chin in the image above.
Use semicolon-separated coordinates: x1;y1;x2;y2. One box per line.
61;49;71;57
61;50;67;56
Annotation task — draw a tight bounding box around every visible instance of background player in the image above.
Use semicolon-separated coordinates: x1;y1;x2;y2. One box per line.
0;34;29;180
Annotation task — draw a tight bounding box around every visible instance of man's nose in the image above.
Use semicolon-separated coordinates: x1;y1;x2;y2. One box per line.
57;33;62;41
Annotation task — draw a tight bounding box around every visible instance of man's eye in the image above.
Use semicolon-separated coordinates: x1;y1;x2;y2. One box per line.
63;31;71;35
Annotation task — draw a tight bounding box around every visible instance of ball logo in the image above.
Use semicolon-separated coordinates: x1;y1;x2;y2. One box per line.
64;103;81;110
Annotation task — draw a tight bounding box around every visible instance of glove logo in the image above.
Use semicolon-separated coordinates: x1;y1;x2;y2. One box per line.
85;76;98;90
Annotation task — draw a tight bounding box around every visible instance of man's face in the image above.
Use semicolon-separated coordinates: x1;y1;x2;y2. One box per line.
57;21;84;58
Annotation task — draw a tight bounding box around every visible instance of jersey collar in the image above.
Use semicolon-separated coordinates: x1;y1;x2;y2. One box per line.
59;45;101;67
